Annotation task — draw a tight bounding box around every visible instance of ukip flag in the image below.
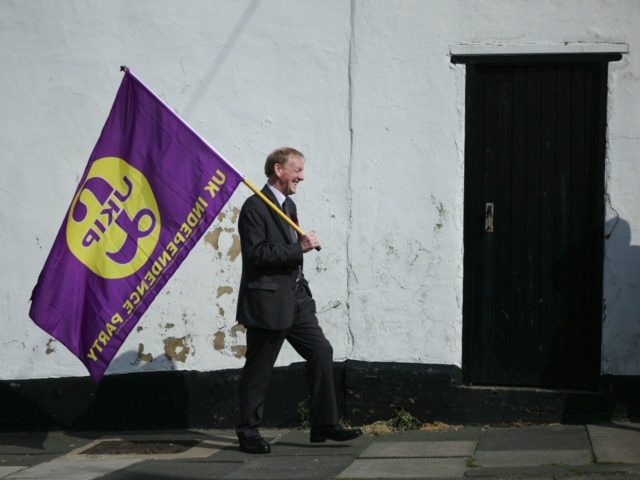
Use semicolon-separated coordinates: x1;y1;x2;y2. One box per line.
29;69;244;382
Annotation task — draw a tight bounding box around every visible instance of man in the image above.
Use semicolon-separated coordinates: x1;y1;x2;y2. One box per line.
235;147;362;454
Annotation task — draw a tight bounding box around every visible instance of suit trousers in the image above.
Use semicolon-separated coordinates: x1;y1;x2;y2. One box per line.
236;286;339;440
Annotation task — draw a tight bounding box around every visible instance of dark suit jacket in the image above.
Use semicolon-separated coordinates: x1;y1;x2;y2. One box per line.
236;186;311;330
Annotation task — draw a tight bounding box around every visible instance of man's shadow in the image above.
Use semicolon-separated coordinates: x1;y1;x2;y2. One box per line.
602;217;640;421
70;349;191;432
542;217;639;421
0;350;194;450
603;217;640;341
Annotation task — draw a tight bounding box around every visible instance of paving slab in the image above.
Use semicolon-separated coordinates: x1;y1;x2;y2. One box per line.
100;459;241;479
466;463;640;479
208;429;371;461
270;429;373;457
373;428;483;442
467;477;554;480
474;448;592;467
566;463;640;475
361;441;476;458
562;475;640;480
204;431;290;462
0;432;98;455
223;454;355;479
4;458;142;480
478;425;589;451
465;465;558;479
588;423;640;464
0;467;27;478
339;457;468;479
0;454;61;468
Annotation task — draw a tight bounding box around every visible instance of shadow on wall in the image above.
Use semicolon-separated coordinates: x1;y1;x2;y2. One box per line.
71;351;190;431
602;217;640;421
0;352;190;441
604;217;640;372
546;216;640;423
543;226;604;391
181;0;261;118
0;385;51;447
107;340;190;374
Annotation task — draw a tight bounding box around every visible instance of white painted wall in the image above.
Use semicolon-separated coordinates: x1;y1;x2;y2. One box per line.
1;0;638;380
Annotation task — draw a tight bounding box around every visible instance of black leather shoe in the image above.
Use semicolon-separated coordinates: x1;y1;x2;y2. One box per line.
238;436;271;454
310;425;363;443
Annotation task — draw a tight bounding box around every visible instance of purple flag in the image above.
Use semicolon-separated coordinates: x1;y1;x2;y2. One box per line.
30;69;244;382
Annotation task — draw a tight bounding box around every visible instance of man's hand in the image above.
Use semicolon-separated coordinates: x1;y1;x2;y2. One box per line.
300;231;321;253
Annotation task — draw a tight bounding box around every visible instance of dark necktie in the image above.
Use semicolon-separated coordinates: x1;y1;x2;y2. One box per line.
283;197;302;284
282;198;298;244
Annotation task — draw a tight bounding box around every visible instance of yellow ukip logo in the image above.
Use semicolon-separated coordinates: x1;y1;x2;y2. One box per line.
66;157;161;279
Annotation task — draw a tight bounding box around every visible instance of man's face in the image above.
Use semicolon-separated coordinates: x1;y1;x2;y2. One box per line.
274;155;304;196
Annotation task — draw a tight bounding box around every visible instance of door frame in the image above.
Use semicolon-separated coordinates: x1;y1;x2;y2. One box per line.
455;53;620;389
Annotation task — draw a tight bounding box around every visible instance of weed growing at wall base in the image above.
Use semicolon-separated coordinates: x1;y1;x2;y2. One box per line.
297;398;310;429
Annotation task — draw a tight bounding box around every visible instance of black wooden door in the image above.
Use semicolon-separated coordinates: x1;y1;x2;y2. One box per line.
462;57;613;390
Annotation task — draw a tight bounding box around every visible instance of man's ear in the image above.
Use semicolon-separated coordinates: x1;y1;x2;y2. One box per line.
273;162;283;178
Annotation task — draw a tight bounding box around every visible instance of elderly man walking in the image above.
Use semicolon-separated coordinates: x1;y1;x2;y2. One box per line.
234;147;362;454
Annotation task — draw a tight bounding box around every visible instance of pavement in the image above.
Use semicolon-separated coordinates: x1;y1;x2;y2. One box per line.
1;423;639;479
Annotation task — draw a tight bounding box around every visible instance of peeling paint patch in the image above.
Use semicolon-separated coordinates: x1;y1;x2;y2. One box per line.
230;324;246;338
231;345;247;358
214;331;225;351
164;336;190;362
204;227;223;250
217;211;227;222
216;286;233;298
230;207;240;224
205;220;240;262
227;234;241;261
136;326;144;332
137;343;153;362
164;322;175;329
45;338;56;355
218;306;225;317
212;324;247;357
432;196;447;232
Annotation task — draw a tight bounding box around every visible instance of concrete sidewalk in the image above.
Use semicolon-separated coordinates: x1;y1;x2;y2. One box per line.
1;423;639;479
